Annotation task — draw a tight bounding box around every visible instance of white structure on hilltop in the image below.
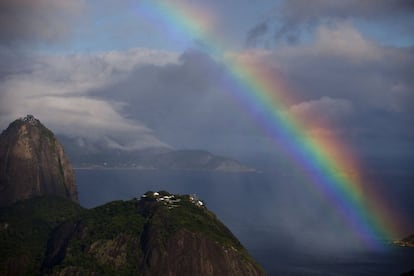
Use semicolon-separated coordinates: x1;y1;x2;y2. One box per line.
141;192;203;208
189;194;204;208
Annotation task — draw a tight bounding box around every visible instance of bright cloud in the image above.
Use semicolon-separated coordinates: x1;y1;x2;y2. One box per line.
312;23;381;62
0;48;179;149
289;97;353;126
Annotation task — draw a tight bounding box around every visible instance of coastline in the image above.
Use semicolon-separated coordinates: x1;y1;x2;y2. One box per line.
73;166;258;173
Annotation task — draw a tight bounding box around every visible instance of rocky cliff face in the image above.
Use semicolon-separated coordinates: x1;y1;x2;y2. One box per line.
137;192;264;276
142;228;263;276
0;115;78;206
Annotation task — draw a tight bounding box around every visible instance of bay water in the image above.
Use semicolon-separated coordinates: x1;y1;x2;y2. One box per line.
75;169;414;275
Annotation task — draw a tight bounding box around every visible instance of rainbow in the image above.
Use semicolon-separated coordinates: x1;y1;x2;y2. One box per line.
136;1;406;247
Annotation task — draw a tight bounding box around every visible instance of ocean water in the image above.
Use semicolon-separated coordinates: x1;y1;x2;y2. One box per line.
75;169;414;275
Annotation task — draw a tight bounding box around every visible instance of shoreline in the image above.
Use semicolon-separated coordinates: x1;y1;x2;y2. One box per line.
73;167;259;173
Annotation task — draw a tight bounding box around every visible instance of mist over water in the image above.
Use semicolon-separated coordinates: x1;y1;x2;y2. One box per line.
75;166;414;275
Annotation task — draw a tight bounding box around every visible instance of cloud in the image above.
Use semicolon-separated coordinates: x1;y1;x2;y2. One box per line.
311;23;381;62
0;0;86;47
289;97;353;132
235;24;414;157
247;0;414;45
79;49;294;158
70;29;412;158
265;23;414;110
283;41;413;157
0;48;266;154
246;21;269;47
0;48;179;149
276;0;414;21
1;21;412;159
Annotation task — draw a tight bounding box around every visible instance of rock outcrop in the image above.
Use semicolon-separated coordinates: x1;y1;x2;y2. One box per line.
0;115;78;206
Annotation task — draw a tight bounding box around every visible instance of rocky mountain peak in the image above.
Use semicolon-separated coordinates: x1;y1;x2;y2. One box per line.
0;115;78;206
20;114;40;125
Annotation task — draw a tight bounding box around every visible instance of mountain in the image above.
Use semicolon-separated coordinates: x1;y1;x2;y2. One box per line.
0;116;265;275
138;149;256;171
0;192;266;275
0;115;78;206
60;136;256;172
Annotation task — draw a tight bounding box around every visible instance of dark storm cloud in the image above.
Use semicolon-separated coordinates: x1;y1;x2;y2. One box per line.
247;0;414;44
266;23;414;160
277;0;414;20
88;32;413;161
91;50;264;153
0;0;411;162
86;24;414;160
246;21;269;47
273;28;414;114
0;0;85;47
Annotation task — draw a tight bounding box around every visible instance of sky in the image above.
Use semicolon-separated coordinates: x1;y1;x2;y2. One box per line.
0;0;413;170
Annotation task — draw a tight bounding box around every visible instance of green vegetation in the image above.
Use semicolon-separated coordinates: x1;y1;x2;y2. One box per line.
55;200;146;274
0;116;264;275
0;192;264;275
0;196;82;275
83;200;145;239
137;192;263;272
144;194;242;250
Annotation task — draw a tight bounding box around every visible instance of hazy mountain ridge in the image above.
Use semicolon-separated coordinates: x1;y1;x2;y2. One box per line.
59;136;256;172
